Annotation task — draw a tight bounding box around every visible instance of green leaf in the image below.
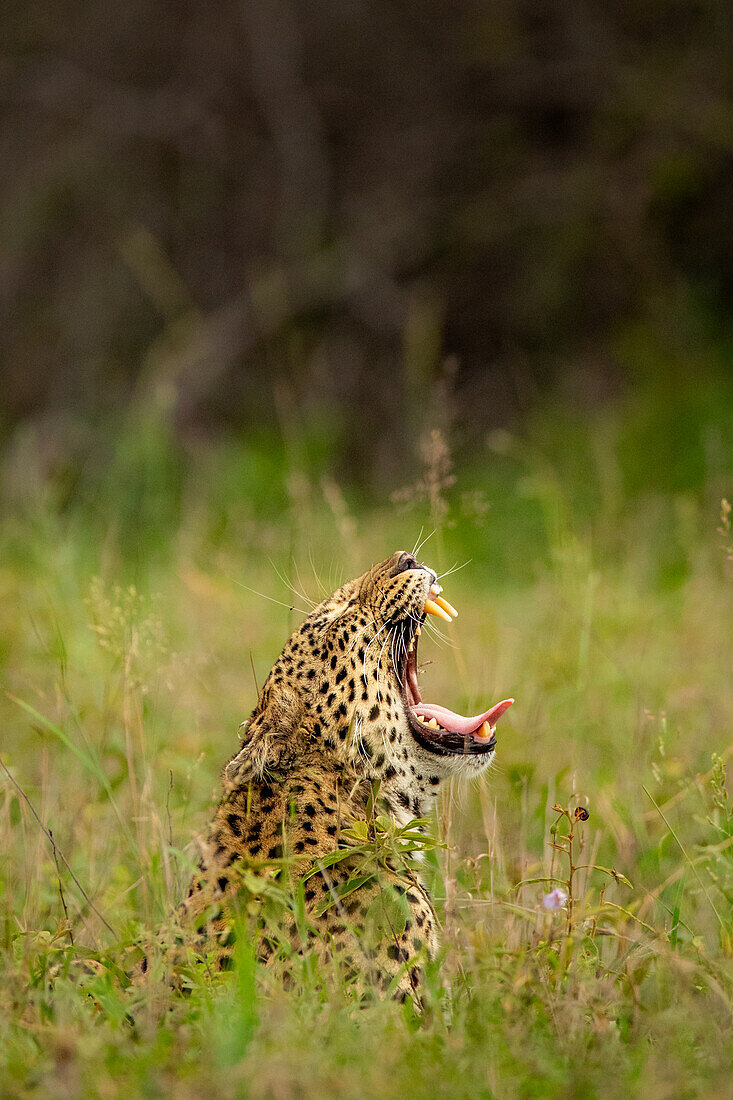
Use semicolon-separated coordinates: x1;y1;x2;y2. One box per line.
364;885;410;940
314;873;376;916
301;849;359;882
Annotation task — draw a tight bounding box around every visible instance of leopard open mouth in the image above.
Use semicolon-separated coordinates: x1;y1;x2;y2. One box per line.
398;585;513;757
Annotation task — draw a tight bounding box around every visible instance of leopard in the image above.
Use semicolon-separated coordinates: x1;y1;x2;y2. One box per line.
172;550;514;1004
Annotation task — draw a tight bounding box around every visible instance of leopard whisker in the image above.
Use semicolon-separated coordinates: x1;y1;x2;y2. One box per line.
268;557;318;610
421;616;454;649
349;617;376;654
231;578;310;617
355;717;372;767
435;558;472;581
414;528;436;558
392;625;405;682
361;619;391;687
375;629;392;702
307;544;330;597
389;629;398;690
379;723;400;770
294;557;321;607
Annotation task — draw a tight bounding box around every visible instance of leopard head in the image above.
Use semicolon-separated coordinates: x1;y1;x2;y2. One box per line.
225;551;514;821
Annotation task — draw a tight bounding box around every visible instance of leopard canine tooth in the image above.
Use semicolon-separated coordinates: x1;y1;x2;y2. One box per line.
475;721;493;740
429;582;443;597
435;595;458;619
424;598;452;622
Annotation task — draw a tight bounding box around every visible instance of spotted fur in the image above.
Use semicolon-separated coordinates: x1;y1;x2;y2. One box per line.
177;551;497;1001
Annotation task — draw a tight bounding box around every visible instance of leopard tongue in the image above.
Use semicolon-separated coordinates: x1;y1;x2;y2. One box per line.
413;699;514;736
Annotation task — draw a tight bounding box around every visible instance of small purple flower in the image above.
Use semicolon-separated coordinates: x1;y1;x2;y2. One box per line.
543;887;568;910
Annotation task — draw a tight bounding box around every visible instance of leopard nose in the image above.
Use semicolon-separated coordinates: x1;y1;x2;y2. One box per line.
396;551;420;573
395;551;436;583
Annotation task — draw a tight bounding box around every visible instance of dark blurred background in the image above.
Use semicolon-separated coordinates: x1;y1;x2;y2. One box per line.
1;0;731;488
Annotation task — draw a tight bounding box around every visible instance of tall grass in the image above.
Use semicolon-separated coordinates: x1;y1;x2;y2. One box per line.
0;387;731;1098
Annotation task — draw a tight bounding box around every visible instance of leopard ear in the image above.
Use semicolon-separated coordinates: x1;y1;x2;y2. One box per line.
223;685;303;787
